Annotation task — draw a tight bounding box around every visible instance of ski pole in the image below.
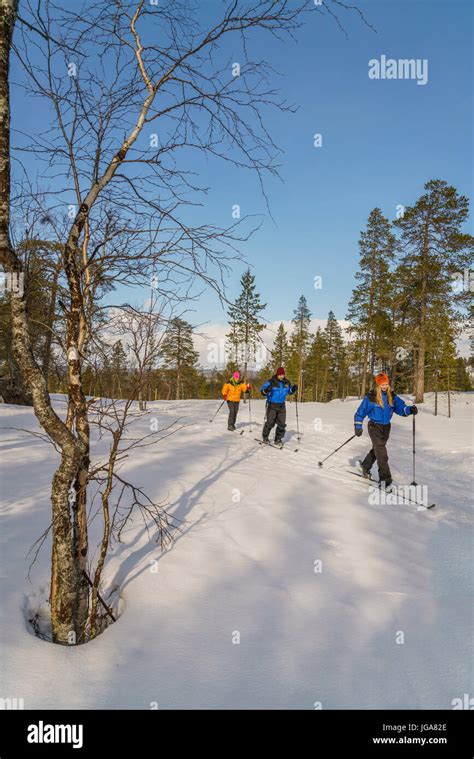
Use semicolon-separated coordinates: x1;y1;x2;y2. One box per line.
261;398;269;432
317;435;356;467
410;415;417;485
209;398;226;423
248;391;252;432
295;395;301;442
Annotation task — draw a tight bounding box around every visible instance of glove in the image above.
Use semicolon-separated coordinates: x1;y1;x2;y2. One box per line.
354;425;363;437
223;395;228;400
261;388;269;397
409;405;418;415
246;384;252;391
291;384;298;393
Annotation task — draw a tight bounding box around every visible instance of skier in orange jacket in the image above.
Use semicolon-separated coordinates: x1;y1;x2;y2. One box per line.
221;371;251;431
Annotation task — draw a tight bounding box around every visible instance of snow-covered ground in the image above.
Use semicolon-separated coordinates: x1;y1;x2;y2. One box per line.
0;393;473;709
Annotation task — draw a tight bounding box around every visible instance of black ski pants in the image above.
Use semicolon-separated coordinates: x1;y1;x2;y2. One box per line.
263;402;286;443
227;401;240;429
362;421;392;483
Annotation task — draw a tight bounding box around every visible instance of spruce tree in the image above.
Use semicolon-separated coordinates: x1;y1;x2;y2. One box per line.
288;295;312;400
322;311;346;401
305;327;329;401
110;340;128;399
270;322;289;369
161;318;199;400
345;337;366;398
226;269;266;382
346;208;397;397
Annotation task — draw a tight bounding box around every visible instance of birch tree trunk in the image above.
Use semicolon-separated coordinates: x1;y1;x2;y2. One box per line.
1;0;89;644
0;0;17;258
42;255;62;387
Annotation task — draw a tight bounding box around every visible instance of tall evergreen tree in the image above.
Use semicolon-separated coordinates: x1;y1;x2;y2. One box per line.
288;295;312;401
305;327;329;401
110;340;128;399
226;268;266;381
393;180;472;402
322;311;347;401
345;336;367;398
161;317;199;400
270;322;289;368
346;208;397;397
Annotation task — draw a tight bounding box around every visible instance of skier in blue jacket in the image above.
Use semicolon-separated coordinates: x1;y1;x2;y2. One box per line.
354;372;417;488
260;367;297;444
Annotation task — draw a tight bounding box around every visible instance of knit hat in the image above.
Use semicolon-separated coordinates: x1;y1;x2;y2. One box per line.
233;371;240;380
276;367;285;376
375;373;389;386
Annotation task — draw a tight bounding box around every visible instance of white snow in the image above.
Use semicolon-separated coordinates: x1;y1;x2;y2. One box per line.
0;392;473;709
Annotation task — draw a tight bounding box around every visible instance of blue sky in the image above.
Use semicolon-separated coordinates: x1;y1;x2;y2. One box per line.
11;0;473;329
203;0;473;325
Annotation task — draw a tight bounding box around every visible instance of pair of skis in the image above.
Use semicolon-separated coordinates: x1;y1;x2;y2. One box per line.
254;437;284;450
254;437;299;453
254;437;434;509
346;470;436;510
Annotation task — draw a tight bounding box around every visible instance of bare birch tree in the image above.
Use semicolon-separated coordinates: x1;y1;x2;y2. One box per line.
1;0;367;643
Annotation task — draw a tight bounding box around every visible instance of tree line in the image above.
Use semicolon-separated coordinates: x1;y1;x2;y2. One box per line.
222;181;473;404
2;180;472;408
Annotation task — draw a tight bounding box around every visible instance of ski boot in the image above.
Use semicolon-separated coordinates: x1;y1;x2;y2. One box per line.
379;478;394;493
358;460;371;479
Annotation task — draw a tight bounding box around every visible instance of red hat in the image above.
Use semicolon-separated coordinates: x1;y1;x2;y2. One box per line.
375;373;389;386
276;367;285;376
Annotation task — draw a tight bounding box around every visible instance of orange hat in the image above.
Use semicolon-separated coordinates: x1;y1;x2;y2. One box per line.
375;373;389;386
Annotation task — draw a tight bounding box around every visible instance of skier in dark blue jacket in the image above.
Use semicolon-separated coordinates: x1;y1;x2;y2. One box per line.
354;373;417;488
260;367;297;444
